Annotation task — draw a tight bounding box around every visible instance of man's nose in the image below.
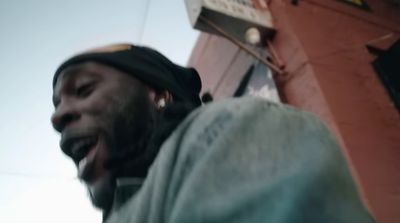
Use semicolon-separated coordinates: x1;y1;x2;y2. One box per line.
51;101;81;133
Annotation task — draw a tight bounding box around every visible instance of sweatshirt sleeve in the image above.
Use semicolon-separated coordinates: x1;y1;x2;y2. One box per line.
163;97;374;223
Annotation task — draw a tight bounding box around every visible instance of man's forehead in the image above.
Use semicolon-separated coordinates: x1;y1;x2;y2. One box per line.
55;62;102;87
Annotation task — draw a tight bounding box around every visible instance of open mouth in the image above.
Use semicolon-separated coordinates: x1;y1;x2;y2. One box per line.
61;135;99;182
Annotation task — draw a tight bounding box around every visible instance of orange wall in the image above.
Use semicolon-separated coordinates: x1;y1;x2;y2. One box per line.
188;1;400;222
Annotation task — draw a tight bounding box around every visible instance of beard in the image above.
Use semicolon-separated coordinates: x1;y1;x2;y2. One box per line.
105;101;199;179
106;91;159;178
87;87;198;215
87;172;115;213
86;87;159;212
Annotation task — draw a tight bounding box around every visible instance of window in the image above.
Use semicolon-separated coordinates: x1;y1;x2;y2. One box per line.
372;40;400;111
234;61;281;103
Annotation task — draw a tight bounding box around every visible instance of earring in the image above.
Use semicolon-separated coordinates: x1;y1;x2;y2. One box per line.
157;98;166;108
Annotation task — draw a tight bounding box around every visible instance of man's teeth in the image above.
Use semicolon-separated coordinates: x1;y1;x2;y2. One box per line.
72;137;97;179
78;157;88;176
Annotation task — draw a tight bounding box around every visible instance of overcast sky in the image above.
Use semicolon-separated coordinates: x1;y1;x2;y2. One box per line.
0;0;198;222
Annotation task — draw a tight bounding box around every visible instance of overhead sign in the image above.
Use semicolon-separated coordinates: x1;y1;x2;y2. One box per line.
185;0;275;44
337;0;371;11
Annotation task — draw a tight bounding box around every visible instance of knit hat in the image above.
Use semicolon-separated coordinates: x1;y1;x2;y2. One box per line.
53;43;202;106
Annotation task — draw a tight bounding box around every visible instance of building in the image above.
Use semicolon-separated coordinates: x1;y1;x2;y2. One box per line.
187;0;400;222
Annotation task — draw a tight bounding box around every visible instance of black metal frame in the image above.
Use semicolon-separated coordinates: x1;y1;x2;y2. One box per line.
372;40;400;112
336;0;372;11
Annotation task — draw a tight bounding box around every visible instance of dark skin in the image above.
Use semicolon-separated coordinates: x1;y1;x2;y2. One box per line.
51;61;170;211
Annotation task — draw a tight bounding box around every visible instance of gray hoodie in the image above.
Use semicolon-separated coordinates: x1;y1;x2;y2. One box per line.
106;97;374;223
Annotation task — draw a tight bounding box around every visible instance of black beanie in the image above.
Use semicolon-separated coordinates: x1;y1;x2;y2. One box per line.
53;44;202;106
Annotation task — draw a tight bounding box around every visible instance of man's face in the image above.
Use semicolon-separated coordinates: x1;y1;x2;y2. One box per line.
51;62;156;209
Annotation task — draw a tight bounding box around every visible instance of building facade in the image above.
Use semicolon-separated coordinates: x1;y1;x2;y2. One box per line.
187;0;400;222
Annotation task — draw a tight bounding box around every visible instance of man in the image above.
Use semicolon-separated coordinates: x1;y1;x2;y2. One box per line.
51;43;374;222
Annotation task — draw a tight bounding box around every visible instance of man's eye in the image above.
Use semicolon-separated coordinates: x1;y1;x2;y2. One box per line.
76;83;95;98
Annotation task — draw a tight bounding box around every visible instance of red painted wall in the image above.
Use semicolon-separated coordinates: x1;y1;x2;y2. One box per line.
188;1;400;222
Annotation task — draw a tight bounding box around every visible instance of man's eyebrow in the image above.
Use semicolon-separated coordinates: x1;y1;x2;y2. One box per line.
60;65;86;81
61;64;103;81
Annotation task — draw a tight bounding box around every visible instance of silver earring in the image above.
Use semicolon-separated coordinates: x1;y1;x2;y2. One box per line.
157;99;166;108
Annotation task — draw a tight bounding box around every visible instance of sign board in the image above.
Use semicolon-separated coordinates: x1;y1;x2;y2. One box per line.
185;0;275;44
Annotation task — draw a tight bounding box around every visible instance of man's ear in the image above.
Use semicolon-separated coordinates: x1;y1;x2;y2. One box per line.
154;90;173;108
